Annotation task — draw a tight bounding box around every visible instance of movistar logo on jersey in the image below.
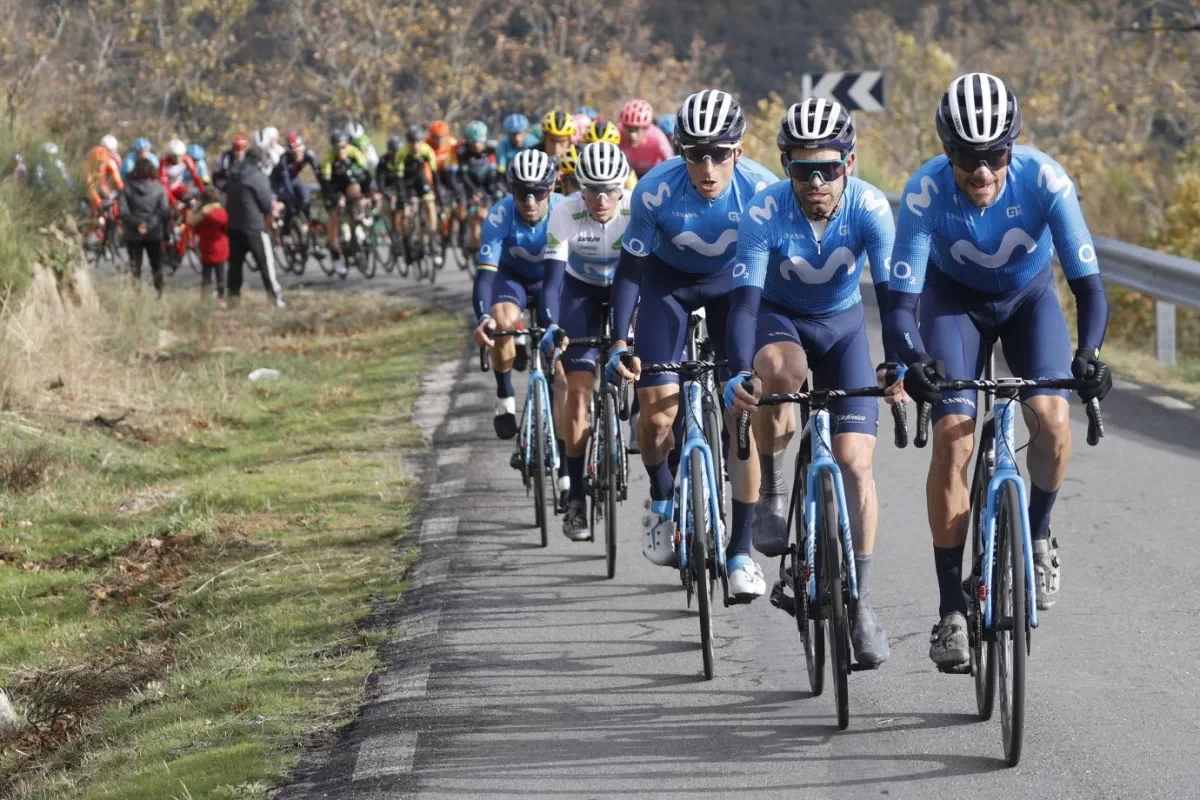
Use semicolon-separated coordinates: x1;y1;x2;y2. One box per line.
1036;163;1073;197
671;229;738;257
905;176;939;217
488;204;506;226
949;228;1038;269
779;247;857;284
748;195;778;225
860;191;889;216
509;245;546;262
643;182;672;209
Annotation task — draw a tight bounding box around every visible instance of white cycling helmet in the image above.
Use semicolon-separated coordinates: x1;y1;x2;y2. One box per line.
253;129;271;149
42;142;59;156
100;134;119;153
936;72;1022;148
167;138;186;157
674;89;746;146
345;122;366;141
262;126;280;144
576;142;630;188
508;148;556;189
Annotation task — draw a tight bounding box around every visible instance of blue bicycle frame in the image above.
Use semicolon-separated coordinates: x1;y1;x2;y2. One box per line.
519;344;560;475
676;379;725;577
800;410;859;606
978;396;1039;632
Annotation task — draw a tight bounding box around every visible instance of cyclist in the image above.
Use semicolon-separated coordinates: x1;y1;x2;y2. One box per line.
556;144;580;196
604;89;778;598
213;135;249;190
541;142;633;540
379;126;440;264
619;99;674;177
583;120;638;190
186;144;211;185
122;137;159;179
570;113;592;144
271;132;320;233
883;73;1111;669
724;98;897;666
536;109;576;160
255;127;285;172
471;149;565;440
84;144;124;241
497;114;537;172
320;128;375;277
454;121;503;253
347;122;379;171
160;138;205;208
426;120;459;243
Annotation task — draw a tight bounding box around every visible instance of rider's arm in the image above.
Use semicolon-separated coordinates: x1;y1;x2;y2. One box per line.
860;188;898;351
474;199;509;320
186;156;205;189
541;260;566;327
726;208;772;376
883;172;936;364
473;266;498;322
608;248;644;345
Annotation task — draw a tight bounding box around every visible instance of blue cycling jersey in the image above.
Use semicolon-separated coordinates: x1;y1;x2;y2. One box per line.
477;193;566;280
733;176;894;315
622;156;779;276
890;145;1098;295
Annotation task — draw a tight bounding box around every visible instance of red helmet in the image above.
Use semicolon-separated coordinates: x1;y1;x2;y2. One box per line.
620;99;654;128
286;131;303;149
232;135;249;152
428;120;451;138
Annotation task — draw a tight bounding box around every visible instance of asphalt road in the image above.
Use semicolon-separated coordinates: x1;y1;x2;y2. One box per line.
273;263;1200;800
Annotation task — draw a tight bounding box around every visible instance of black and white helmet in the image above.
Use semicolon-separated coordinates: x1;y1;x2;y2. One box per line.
936;72;1022;149
576;142;630;188
674;89;746;147
508;148;556;190
777;98;856;154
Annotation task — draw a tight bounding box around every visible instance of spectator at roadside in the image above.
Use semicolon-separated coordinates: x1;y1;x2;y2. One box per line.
118;158;171;296
225;146;286;308
189;186;230;307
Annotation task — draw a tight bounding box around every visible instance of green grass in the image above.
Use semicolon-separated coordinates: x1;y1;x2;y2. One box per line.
0;292;463;799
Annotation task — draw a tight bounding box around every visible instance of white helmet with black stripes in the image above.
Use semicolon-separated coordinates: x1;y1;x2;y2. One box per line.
508;148;557;190
673;89;746;147
936;72;1022;148
576;141;630;189
777;98;856;153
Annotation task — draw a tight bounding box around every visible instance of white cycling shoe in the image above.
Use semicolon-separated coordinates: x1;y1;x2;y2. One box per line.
641;501;677;567
727;557;766;600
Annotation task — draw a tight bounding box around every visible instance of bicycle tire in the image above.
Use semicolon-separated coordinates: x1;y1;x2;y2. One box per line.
602;389;618;579
691;448;714;680
997;480;1026;767
586;394;600;544
358;225;377;279
794;451;825;696
378;217;396;274
822;471;850;730
534;389;549;547
426;232;439;284
971;446;997;721
289;224;309;276
701;392;726;525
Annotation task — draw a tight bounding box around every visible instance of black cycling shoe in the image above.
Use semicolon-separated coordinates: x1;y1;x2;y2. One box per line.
494;413;518;440
509;451;523;471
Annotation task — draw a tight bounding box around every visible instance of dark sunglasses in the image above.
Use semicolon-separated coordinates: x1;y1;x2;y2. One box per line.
784;152;849;183
947;145;1011;172
512;185;552;202
681;144;738;164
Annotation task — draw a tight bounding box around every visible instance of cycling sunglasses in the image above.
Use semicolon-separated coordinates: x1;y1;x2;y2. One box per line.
947;145;1012;172
681;143;738;164
512;185;553;202
580;182;623;196
785;152;850;183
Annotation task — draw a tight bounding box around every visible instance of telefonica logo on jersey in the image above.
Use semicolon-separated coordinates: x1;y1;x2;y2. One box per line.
835;413;868;423
488;205;506;226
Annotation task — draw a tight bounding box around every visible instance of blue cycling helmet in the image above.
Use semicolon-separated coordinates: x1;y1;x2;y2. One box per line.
503;114;530;134
133;137;152;152
575;106;599;121
657;114;677;136
186;144;206;161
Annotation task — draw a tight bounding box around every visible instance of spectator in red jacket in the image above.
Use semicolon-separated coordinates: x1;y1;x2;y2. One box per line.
189;186;230;305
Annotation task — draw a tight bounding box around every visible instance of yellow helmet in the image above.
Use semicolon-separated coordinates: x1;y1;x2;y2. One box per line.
584;119;621;145
558;144;579;176
541;109;576;139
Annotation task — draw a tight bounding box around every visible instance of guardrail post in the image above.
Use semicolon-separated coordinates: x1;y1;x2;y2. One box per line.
1156;300;1176;366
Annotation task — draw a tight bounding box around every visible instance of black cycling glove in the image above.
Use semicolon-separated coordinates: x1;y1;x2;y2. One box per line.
1071;347;1112;402
903;354;946;405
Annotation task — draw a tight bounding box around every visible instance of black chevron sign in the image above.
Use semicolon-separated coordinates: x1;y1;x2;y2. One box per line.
801;71;885;112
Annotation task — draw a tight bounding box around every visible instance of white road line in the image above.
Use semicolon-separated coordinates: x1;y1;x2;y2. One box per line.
428;478;466;500
446;417;476;436
1112;378;1141;391
408;555;452;588
1149;395;1194;411
419;516;459;544
377;665;432;703
437;447;470;466
352;731;418;781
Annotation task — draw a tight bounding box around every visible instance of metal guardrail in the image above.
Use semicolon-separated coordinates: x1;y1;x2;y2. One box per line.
883;191;1200;365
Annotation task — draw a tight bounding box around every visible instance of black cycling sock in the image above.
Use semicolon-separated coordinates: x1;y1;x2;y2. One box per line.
646;460;673;502
556;440;568;477
495;370;514;399
759;451;787;496
934;544;968;618
855;555;873;608
727;499;756;559
567;455;585;500
1027;484;1058;541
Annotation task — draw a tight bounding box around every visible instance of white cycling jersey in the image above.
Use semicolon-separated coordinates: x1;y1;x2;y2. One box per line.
544;191;632;286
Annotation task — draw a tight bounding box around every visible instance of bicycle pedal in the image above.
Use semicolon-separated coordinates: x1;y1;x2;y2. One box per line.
936;662;972;676
769;582;796;616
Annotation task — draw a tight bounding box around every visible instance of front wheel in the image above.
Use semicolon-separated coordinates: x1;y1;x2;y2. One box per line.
602;390;619;579
971;453;997;721
997;480;1027;767
533;388;549;548
822;471;850;730
691;449;714;680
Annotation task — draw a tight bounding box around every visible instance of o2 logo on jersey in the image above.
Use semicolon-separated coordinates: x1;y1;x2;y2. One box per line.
891;260;913;281
905;176;939;217
671;229;738;257
748;195;778;225
1037;163;1073;197
1078;244;1097;264
779;247;856;284
625;237;649;256
642;182;671;210
487;204;506;226
480;244;496;259
860;191;889;216
949;228;1038;269
732;262;748;278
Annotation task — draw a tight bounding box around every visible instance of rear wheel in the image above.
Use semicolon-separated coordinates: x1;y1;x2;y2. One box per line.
997;480;1027;767
602;390;619;579
822;471;850;730
533;388;549;548
691;449;714;680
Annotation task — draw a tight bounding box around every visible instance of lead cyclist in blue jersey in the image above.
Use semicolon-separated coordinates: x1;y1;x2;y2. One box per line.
883;73;1112;669
605;89;779;600
725;98;898;666
472;149;566;440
